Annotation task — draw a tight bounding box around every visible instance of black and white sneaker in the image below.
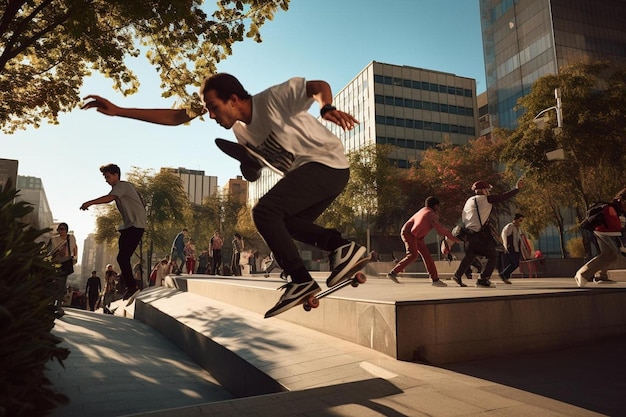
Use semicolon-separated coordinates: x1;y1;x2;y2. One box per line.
327;242;367;287
264;280;321;318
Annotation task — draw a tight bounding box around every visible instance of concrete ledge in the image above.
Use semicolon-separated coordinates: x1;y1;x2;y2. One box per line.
164;276;626;365
132;287;399;397
396;291;626;363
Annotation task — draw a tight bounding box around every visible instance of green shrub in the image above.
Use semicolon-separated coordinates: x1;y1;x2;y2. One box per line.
0;187;70;417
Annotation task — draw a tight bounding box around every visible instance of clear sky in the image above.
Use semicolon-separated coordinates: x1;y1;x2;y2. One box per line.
3;0;486;259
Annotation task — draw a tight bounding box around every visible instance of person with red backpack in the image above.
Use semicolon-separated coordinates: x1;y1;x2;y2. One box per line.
575;188;626;287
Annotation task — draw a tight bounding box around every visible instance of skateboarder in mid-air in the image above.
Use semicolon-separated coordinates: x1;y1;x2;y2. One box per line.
82;73;367;318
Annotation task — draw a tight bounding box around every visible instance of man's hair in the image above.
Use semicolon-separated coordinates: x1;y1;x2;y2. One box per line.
425;196;440;208
99;163;121;177
514;213;525;220
200;73;251;102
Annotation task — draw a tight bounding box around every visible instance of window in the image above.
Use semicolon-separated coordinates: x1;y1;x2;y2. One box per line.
393;78;403;86
395;118;405;127
403;79;412;88
385;116;395;125
374;94;384;104
405;119;414;128
375;115;386;124
421;81;429;90
384;76;392;85
394;97;404;106
385;96;394;105
374;75;384;84
430;83;439;92
404;98;413;108
397;139;406;148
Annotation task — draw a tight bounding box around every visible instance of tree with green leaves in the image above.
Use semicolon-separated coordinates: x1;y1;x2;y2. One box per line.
318;143;400;247
412;136;508;227
92;167;191;272
502;62;626;256
1;0;290;133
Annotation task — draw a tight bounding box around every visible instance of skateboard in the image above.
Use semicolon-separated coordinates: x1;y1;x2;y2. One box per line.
302;255;371;311
215;138;283;181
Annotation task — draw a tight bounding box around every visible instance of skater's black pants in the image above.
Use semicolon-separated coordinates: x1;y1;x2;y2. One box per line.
117;227;144;290
252;163;349;277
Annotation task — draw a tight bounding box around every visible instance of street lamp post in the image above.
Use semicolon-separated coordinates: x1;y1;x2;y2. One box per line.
533;88;563;134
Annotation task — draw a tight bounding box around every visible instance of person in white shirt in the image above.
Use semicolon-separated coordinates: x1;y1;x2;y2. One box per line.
451;179;523;288
500;213;525;282
82;73;367;318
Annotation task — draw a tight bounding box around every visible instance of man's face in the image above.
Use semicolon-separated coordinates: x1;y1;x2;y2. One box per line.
203;90;237;129
103;172;119;186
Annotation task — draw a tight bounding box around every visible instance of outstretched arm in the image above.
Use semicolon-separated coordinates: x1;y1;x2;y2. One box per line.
81;95;195;126
80;194;116;211
306;80;359;131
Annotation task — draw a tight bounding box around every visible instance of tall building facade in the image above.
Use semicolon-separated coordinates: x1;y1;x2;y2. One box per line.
480;0;626;129
15;175;54;239
329;61;478;168
161;167;218;205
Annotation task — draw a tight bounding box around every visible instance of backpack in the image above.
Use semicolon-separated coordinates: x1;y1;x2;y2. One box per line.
580;202;609;231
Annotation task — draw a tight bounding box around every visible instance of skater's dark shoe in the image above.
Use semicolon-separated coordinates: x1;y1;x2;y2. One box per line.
499;274;512;284
452;275;467;287
476;279;496;288
264;281;321;318
327;242;367;287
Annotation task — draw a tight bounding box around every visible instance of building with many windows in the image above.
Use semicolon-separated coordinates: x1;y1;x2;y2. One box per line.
480;0;626;129
329;61;479;168
161;167;218;205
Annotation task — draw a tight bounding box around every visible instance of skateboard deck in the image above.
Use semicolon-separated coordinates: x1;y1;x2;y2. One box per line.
215;138;283;181
303;255;371;311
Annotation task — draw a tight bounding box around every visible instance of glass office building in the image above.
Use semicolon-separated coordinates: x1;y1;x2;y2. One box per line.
480;0;626;129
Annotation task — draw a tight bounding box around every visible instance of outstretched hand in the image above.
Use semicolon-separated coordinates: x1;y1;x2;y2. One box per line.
81;95;119;116
322;109;359;131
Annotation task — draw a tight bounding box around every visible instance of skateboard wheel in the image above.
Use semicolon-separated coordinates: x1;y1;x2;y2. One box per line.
308;295;320;309
351;280;359;288
355;272;367;284
303;303;311;312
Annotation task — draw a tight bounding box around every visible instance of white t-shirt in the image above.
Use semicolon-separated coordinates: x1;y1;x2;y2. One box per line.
232;77;349;174
109;181;147;230
462;195;493;232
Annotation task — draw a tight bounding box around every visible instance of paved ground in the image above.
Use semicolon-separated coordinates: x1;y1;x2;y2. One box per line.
45;279;626;417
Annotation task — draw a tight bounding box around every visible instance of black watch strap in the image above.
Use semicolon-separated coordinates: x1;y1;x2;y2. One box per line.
320;104;337;117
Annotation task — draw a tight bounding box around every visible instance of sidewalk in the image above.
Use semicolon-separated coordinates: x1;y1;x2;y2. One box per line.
46;307;625;416
46;309;233;417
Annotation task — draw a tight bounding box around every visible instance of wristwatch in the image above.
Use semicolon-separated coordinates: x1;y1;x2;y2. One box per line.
320;104;337;117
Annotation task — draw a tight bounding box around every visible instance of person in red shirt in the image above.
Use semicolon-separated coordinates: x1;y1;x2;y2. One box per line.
575;188;626;287
387;196;461;286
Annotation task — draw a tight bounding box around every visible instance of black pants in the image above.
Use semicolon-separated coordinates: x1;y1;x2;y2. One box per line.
88;293;99;311
251;163;349;276
117;227;144;290
455;231;497;280
212;250;222;274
